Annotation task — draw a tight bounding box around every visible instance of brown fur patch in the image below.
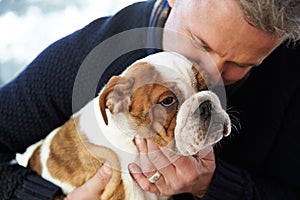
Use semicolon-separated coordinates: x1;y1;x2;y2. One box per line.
130;84;178;147
107;180;125;200
47;118;103;187
41;116;125;199
99;62;158;125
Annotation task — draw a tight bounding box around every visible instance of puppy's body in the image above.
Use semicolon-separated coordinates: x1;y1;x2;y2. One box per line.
27;94;159;199
17;52;230;200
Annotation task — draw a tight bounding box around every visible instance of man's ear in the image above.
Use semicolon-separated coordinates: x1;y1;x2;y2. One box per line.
99;76;134;125
167;0;176;7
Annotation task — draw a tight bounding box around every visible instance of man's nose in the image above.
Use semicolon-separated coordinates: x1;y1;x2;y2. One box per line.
201;53;225;85
209;53;225;73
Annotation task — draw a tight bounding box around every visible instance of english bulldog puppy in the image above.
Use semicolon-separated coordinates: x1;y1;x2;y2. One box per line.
17;52;231;200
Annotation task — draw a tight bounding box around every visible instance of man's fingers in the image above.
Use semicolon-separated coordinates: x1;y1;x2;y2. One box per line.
66;163;112;200
134;137;157;174
147;140;174;170
134;137;148;153
128;163;160;194
86;163;112;193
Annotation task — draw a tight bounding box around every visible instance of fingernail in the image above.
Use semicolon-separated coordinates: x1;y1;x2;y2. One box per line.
135;137;143;145
102;162;112;175
128;163;139;173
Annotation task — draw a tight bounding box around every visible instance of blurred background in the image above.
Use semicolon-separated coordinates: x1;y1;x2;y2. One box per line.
0;0;144;87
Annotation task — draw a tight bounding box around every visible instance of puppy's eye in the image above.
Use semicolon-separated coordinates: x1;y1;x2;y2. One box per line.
160;97;177;107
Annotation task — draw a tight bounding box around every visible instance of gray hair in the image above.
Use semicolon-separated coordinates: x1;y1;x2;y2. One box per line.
236;0;300;42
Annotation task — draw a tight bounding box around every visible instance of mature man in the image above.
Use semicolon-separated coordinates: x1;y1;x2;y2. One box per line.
0;0;299;199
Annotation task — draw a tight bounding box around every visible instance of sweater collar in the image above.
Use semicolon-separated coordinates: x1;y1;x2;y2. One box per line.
147;0;171;55
149;0;171;28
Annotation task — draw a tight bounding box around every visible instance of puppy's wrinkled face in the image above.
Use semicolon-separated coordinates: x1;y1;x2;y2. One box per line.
175;91;231;156
99;56;230;155
100;62;182;147
128;82;182;147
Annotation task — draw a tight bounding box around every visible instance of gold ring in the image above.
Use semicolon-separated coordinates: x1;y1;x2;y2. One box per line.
148;171;161;183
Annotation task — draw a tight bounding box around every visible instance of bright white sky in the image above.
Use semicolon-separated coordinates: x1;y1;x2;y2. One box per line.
0;0;144;85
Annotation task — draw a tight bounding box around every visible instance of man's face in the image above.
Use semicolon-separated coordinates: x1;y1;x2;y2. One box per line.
163;0;283;85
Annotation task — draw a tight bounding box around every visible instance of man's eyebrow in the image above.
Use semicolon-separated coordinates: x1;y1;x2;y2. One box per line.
198;38;211;48
191;32;213;50
192;32;261;67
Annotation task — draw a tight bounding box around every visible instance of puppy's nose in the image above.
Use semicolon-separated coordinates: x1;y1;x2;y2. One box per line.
195;100;212;120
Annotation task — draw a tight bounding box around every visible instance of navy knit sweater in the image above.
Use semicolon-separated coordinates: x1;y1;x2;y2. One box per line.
1;1;300;199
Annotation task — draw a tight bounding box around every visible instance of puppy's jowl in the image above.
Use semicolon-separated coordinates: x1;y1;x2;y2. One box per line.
18;52;231;200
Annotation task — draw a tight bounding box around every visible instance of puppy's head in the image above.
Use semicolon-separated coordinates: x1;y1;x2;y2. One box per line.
99;62;182;146
99;52;230;154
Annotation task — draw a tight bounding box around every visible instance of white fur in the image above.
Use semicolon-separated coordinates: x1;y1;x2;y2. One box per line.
16;140;43;167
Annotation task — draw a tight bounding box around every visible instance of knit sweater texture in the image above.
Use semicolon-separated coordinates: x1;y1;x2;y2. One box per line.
0;0;300;199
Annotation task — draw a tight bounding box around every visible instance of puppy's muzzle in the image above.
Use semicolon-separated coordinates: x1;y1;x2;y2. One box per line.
174;91;231;156
195;100;229;137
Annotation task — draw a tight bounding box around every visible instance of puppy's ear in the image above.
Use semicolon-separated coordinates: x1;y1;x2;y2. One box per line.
99;76;134;125
192;65;208;91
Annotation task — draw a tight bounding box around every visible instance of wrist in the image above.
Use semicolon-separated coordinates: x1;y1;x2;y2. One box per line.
190;178;211;198
190;169;215;198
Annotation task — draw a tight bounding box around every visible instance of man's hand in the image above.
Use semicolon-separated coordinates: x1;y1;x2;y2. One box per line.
65;163;112;200
128;138;215;198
